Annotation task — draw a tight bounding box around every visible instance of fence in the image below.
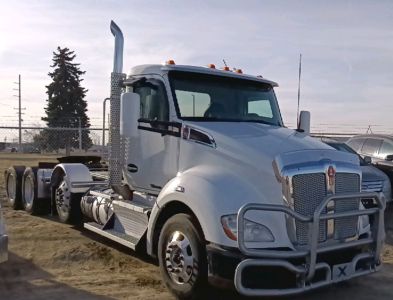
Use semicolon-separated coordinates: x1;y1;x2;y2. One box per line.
0;126;109;157
0;124;392;156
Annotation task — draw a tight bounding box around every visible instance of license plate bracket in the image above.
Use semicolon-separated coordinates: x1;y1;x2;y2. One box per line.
332;262;353;282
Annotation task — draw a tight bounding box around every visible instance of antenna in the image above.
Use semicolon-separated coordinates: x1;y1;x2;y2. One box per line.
223;59;228;68
296;54;302;126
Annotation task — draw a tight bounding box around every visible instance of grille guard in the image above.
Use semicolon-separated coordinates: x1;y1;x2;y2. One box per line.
235;191;385;296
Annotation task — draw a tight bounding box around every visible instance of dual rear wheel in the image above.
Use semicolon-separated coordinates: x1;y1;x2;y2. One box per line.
5;166;82;224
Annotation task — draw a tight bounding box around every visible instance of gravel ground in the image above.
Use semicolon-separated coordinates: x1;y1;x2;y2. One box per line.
1;154;393;300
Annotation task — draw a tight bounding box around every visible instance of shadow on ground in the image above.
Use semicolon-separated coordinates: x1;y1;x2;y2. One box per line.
0;252;115;300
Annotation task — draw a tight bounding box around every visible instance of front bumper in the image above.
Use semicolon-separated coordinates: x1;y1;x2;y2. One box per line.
0;235;8;263
209;192;385;296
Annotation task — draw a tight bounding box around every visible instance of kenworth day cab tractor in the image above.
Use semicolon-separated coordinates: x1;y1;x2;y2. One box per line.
4;21;386;299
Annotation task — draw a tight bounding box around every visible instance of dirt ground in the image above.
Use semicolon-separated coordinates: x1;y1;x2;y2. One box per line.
1;153;393;300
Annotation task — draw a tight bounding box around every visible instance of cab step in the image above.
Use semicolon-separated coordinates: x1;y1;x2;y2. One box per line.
84;222;139;250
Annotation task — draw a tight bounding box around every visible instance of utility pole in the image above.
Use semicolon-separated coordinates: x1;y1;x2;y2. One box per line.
13;75;24;151
191;94;195;117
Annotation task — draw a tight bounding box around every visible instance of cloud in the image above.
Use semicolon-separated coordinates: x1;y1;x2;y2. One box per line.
0;0;392;131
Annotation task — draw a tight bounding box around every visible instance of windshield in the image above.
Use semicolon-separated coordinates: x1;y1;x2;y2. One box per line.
169;71;283;126
326;142;367;166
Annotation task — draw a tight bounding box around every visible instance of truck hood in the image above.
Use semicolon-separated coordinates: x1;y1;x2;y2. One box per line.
361;164;389;182
187;122;335;160
182;121;360;205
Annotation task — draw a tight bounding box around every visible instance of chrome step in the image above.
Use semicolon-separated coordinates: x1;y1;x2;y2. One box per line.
84;222;138;250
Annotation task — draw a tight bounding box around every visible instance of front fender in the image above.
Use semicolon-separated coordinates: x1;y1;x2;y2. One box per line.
50;163;92;193
147;165;294;254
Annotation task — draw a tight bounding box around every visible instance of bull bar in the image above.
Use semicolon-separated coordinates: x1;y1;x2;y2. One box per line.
235;192;386;296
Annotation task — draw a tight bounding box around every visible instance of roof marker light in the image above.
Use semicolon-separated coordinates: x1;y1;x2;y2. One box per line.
166;60;175;65
235;69;243;74
207;64;216;69
222;66;230;71
257;75;263;78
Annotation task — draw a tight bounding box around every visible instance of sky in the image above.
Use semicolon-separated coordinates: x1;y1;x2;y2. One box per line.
0;0;393;132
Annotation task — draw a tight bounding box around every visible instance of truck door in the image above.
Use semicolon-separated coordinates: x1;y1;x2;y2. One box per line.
374;140;393;186
123;76;179;194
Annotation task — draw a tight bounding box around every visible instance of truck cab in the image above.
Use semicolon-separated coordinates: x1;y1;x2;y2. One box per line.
115;60;385;297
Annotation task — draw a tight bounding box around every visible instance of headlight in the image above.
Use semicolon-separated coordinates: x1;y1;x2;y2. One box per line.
382;180;391;192
362;215;369;228
359;202;370;228
221;214;274;242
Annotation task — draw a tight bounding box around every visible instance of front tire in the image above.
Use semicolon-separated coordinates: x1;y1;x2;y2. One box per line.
158;214;209;300
55;178;83;224
5;166;26;210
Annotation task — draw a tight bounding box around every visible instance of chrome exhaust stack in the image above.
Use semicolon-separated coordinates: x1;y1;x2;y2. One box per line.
110;21;124;73
108;20;133;200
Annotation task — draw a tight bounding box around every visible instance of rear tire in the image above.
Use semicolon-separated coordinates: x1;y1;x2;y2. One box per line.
22;167;45;215
5;166;26;210
55;177;83;225
158;214;209;300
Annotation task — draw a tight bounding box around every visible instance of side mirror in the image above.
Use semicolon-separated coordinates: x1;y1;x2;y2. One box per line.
364;156;372;164
121;92;140;137
385;155;393;161
297;111;311;135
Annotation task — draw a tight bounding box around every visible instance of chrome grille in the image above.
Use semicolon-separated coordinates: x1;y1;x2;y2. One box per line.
362;181;382;192
334;173;360;240
293;173;327;246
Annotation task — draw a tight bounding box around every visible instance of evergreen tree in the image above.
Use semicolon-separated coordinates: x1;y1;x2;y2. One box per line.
42;47;92;154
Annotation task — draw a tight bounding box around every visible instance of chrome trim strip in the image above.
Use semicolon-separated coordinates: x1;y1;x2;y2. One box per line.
71;181;106;188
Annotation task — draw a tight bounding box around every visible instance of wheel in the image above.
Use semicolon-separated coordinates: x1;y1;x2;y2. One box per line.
22;167;46;215
55;178;83;224
5;166;26;210
158;214;209;300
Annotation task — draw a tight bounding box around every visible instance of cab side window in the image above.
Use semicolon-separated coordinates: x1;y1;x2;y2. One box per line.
134;79;169;122
361;139;382;157
379;141;393;158
347;138;365;152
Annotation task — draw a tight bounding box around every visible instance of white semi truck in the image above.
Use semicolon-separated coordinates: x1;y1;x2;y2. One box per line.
3;21;386;298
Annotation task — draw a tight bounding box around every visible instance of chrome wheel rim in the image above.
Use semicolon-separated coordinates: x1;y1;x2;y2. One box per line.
165;231;195;284
7;174;16;200
56;180;70;214
24;175;34;205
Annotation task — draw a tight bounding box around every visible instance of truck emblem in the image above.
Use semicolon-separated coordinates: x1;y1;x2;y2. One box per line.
328;166;335;186
127;164;138;173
